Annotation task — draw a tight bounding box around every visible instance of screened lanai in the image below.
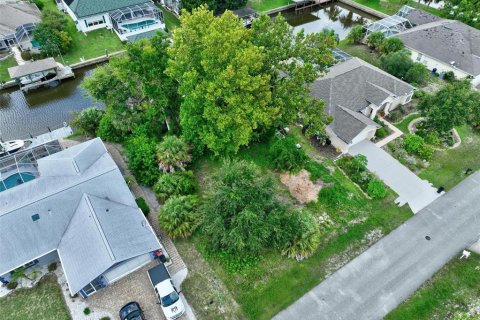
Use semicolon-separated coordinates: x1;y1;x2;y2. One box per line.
110;3;164;36
365;15;412;37
0;141;62;193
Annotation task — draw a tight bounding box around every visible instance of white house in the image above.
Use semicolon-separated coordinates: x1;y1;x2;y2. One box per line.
311;57;415;152
56;0;165;42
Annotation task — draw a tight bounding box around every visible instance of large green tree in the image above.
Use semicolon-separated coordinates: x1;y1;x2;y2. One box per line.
419;81;479;133
443;0;480;29
167;7;272;155
167;7;336;155
83;34;179;137
33;10;72;56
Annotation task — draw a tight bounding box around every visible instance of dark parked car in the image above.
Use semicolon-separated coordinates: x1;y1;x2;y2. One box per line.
119;301;145;320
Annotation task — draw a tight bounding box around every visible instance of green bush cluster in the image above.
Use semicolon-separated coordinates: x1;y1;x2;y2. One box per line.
48;262;57;272
96;112;126;143
70;107;104;137
6;281;18;290
375;127;389;139
305;161;334;183
159;195;200;239
337;155;387;199
318;183;348;207
403;134;433;160
346;25;364;44
83;308;91;315
380;50;429;85
124;134;160;186
201;160;321;259
153;171;197;202
269;135;308;172
135;197;150;216
366;31;385;50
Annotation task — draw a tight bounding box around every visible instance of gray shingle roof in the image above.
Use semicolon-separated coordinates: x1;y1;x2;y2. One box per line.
331;106;380;143
404;8;442;27
0;138;160;294
0;2;40;37
311;58;414;142
396;20;480;76
64;0;150;18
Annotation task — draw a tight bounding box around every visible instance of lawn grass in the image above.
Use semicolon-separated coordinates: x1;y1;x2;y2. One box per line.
352;0;443;17
386;253;480;320
0;275;70;320
247;0;291;12
0;56;17;82
337;41;382;68
188;129;413;320
394;113;421;134
36;0;124;65
159;6;181;31
419;125;480;190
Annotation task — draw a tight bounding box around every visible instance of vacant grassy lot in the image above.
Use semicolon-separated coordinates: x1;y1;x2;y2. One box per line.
0;275;70;320
419;125;480;190
337;41;381;67
186;127;412;320
386;253;480;320
247;0;290;12
0;56;17;82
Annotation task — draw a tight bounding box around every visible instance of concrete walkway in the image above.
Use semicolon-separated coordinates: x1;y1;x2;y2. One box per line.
11;47;25;66
349;140;440;213
375;116;403;148
274;171;480;320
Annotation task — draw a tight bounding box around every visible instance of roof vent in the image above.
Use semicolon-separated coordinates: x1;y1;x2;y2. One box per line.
450;61;456;66
106;208;110;213
31;214;40;222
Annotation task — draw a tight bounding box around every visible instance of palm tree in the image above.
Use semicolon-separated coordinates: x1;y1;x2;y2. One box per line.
156;135;192;173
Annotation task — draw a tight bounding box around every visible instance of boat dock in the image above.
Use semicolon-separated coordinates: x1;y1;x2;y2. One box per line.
293;0;333;12
25;125;73;149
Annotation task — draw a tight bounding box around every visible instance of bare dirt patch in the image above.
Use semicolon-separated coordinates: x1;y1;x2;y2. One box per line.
280;169;328;204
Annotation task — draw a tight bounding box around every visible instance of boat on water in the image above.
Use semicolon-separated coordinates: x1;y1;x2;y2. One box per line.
0;140;25;155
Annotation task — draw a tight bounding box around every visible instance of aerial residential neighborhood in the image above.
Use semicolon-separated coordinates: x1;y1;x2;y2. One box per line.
0;0;479;319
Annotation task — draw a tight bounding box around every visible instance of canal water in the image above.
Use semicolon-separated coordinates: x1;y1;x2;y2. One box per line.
0;3;373;141
0;66;104;140
281;2;375;39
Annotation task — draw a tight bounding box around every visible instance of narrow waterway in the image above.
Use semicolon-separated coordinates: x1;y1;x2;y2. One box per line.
281;2;375;39
0;66;103;141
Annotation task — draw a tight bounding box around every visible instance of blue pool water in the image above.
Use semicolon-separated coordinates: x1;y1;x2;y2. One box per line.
121;20;156;30
0;172;36;192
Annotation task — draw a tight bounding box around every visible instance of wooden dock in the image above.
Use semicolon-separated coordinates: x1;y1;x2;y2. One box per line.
293;0;333;12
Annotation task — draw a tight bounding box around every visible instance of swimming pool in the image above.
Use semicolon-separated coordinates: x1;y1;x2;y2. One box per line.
121;19;156;31
0;172;36;192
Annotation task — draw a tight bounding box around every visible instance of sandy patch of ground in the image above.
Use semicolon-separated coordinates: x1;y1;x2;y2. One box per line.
280;169;327;204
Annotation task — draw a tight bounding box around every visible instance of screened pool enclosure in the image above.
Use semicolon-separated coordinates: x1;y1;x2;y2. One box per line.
110;3;164;39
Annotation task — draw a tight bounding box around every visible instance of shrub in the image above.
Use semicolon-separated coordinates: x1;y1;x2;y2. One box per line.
6;281;18;290
379;37;404;55
375;127;389;139
159;195;200;239
403;134;433;160
97;112;125;143
380;49;414;79
124;134;160;186
405;63;429;85
48;262;57;272
32;0;44;10
366;31;385;50
201;160;279;255
70;107;104;137
346;25;364;44
83;307;91;315
367;178;387;199
156;135;192;173
423;131;441;146
443;71;456;82
135;197;150;216
153;171;197;202
269;135;308;172
99;317;111;320
281;210;321;260
318;183;348;207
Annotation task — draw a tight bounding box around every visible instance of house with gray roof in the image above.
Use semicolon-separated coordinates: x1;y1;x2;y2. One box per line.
311;57;414;152
395;19;480;85
56;0;165;42
0;1;41;51
0;138;163;297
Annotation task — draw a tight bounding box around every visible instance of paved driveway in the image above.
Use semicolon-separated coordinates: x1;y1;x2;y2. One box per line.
274;171;480;320
349;140;440;213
